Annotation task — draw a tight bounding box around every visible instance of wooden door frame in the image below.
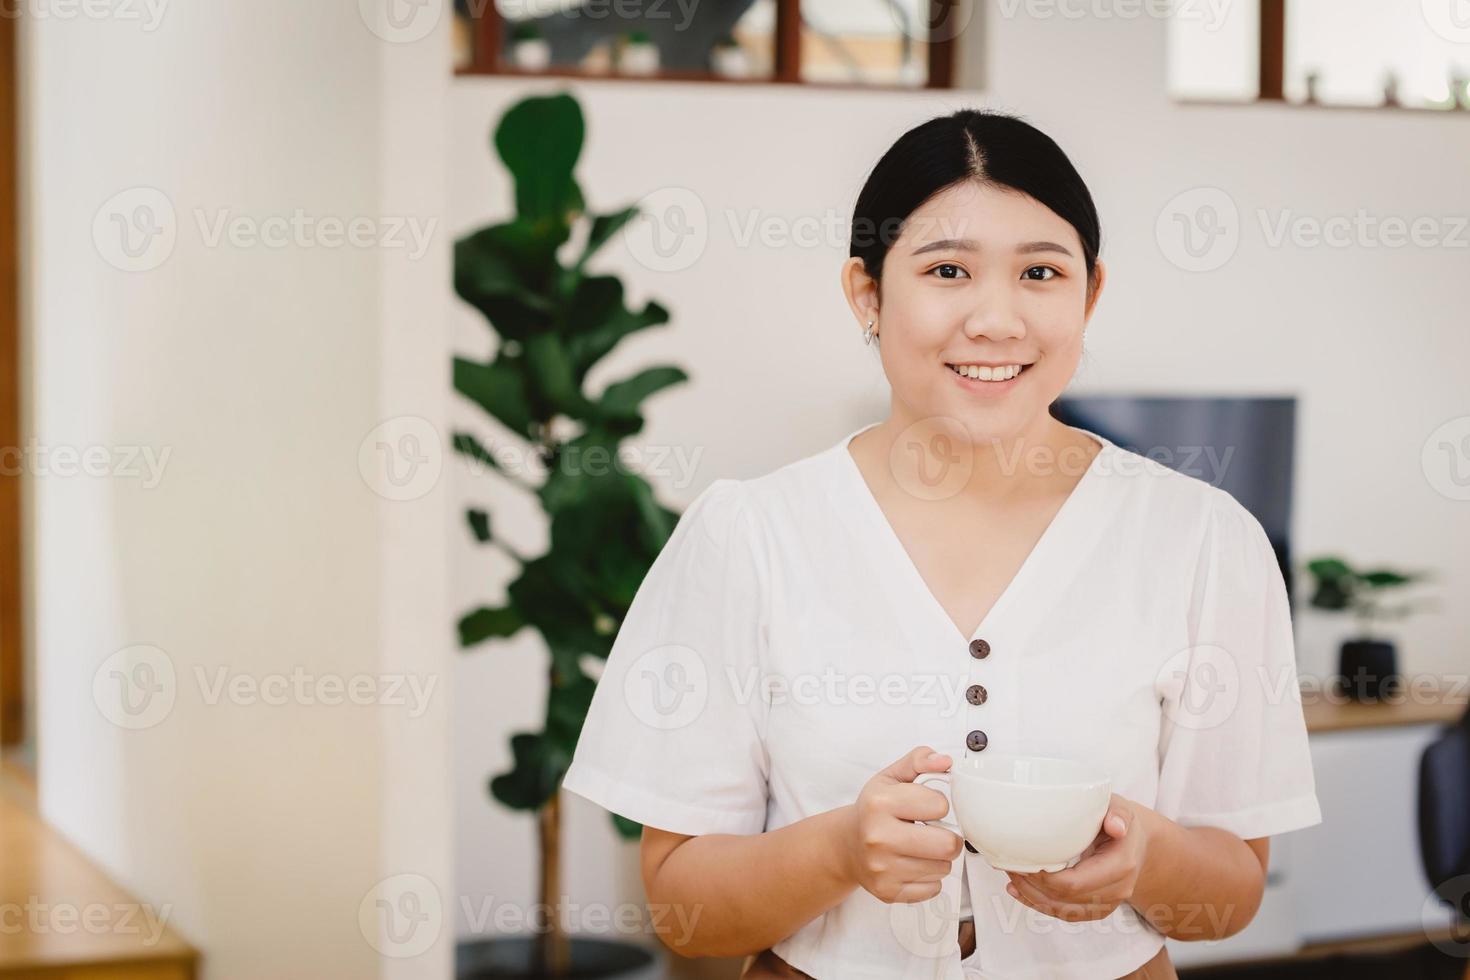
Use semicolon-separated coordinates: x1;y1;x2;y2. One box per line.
0;7;23;748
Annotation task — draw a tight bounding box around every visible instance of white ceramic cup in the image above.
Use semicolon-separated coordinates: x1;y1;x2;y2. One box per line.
918;753;1112;873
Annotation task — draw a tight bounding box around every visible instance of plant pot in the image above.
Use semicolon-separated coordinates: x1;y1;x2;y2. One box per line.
710;45;750;79
1335;639;1401;702
619;43;659;76
513;39;552;71
456;936;658;980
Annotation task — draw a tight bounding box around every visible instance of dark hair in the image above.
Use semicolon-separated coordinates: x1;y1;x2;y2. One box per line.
849;109;1101;295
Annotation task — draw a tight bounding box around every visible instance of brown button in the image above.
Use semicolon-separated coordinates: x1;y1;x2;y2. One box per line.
964;839;978;854
968;638;991;659
966;730;988;752
966;684;988;706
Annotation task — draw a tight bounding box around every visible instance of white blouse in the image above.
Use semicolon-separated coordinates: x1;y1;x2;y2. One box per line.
563;421;1323;980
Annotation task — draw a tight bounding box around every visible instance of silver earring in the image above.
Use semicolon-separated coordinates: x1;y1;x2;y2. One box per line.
863;320;876;345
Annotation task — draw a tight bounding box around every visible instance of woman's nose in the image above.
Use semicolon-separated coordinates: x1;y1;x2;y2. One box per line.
962;279;1026;341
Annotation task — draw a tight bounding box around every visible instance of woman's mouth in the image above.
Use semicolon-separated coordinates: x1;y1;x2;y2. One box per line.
944;361;1033;397
945;361;1032;383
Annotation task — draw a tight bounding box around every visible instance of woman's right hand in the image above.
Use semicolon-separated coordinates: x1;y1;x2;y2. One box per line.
839;745;965;904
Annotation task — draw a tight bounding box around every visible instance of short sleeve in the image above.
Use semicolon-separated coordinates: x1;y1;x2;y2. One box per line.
1152;488;1323;840
561;478;771;837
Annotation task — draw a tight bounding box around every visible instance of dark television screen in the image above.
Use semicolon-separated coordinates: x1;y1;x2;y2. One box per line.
1051;396;1297;608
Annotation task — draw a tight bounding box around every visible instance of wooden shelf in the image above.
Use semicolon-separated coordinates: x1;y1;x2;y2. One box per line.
0;764;199;979
453;65;930;93
1303;680;1468;734
1179;926;1470;976
1175;97;1470;116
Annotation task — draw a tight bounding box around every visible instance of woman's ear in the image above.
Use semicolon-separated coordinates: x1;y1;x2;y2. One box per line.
841;256;881;328
1083;259;1107;323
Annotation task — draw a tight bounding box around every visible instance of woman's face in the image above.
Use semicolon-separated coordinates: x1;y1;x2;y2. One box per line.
843;179;1105;446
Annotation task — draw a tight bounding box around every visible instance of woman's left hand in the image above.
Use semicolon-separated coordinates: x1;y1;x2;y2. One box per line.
1002;794;1151;922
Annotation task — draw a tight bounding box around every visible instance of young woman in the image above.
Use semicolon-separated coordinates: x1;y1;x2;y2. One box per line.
562;109;1321;979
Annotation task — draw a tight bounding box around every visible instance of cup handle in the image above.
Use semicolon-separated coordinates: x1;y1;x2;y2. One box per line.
913;772;963;837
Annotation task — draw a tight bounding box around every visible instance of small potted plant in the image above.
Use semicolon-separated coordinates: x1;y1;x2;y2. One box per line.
1302;68;1321;105
1452;68;1470;110
1305;556;1436;702
710;34;750;79
511;22;551;71
618;30;659;75
1381;69;1401;108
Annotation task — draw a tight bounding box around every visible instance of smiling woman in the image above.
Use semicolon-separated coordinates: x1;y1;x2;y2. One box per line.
843;110;1105;433
562;108;1321;980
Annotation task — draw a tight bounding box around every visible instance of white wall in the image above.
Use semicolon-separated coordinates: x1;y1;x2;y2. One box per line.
451;5;1470;943
22;4;452;979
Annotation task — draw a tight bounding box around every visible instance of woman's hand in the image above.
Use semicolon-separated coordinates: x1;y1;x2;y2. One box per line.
838;745;965;904
1003;794;1152;922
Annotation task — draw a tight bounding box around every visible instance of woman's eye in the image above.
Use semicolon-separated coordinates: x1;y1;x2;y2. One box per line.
929;263;969;280
1022;265;1058;281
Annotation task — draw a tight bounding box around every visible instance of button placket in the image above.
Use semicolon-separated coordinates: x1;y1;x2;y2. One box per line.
961;636;995;855
965;636;991;758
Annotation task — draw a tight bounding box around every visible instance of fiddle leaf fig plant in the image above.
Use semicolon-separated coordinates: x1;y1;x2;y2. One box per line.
1305;556;1437;639
453;90;687;973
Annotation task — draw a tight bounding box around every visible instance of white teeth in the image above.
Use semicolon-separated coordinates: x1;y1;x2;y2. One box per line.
949;363;1023;381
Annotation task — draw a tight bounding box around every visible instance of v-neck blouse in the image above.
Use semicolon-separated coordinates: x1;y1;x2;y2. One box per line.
839;421;1109;649
562;422;1323;980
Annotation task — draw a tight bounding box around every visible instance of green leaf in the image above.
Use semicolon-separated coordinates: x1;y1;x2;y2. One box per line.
548;474;672;615
1361;570;1414;589
545;670;597;753
495;93;585;224
507;557;613;669
600;365;688;419
560;274;625;336
611;813;642;840
455;357;535;437
539;426;625;514
458;606;524;646
576;206;639;270
467;508;492;542
452;431;506;475
523;334;610;423
455;224;560;299
554;274;677;394
490;732;565;811
453;224;561;338
626;472;679;553
1306;557;1354;584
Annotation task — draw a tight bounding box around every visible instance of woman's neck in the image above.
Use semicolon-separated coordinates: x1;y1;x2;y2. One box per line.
851;412;1099;508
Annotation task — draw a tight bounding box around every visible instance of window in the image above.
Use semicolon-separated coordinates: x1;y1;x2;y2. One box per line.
1169;0;1470;111
454;0;961;89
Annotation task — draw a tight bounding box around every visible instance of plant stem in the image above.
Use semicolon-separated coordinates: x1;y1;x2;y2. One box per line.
529;431;569;977
533;789;569;976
